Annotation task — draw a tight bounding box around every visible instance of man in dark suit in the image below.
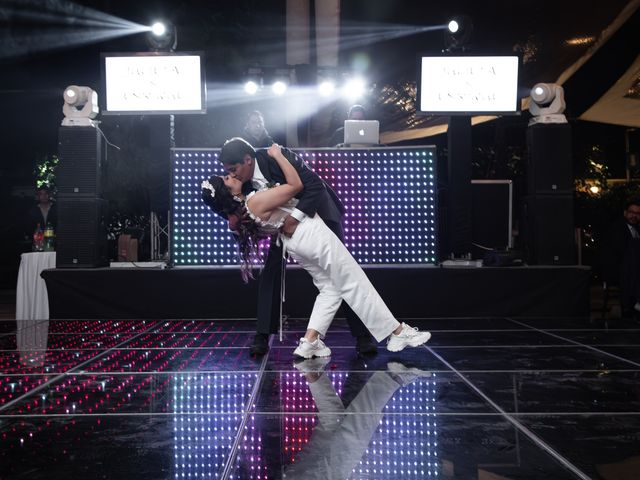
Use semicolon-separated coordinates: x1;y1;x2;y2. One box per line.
219;137;377;355
602;196;640;316
240;111;274;148
26;186;57;236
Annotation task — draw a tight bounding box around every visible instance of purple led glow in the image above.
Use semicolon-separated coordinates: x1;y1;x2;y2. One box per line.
171;147;437;266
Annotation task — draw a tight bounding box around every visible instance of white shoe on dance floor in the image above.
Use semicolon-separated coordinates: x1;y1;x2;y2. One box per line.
293;337;332;359
386;323;432;352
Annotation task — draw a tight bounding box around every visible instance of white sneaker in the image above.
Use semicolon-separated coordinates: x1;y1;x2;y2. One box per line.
387;323;431;352
293;337;332;359
387;361;432;386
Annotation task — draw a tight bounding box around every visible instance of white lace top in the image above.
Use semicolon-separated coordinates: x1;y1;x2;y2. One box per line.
245;189;299;235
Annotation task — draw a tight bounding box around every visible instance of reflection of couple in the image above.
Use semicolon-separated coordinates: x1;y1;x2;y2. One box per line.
202;138;431;358
283;359;432;479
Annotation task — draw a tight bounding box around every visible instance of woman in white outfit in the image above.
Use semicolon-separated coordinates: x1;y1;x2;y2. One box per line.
202;144;431;358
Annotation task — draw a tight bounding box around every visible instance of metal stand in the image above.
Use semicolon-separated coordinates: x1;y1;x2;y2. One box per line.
150;211;170;261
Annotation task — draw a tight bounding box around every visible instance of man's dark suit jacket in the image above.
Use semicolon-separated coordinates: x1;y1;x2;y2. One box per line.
242;147;343;224
26;203;57;237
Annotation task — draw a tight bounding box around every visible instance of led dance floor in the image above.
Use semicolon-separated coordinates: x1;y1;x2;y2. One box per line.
2;317;640;479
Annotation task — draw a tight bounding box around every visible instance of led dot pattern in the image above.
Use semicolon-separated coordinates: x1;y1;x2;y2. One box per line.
171;147;438;266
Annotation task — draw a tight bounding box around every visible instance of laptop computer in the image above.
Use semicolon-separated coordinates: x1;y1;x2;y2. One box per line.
343;120;380;146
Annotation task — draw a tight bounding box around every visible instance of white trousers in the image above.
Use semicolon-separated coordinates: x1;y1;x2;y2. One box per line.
281;215;400;342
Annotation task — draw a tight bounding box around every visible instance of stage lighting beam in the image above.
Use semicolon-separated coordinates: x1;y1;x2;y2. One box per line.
151;22;166;36
272;80;288;96
244;80;259;95
146;20;177;51
444;15;473;52
342;77;366;100
318;80;335;96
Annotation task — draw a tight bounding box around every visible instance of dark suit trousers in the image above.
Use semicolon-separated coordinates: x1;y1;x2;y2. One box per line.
256;218;370;339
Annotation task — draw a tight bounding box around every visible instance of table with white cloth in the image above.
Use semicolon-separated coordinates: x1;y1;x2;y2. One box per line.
16;251;56;320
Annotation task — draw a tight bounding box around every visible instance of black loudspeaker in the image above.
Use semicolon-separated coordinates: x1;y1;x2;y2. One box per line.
57;126;103;196
56;198;109;268
522;195;575;265
447;116;472;256
526;124;572;194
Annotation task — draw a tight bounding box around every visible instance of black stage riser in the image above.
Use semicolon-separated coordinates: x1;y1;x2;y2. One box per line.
42;267;590;320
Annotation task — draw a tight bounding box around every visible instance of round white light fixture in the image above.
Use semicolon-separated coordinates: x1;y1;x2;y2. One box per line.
448;20;459;33
272;80;287;96
146;21;177;51
318;80;335;97
342;77;366;100
151;22;166;36
244;81;259;95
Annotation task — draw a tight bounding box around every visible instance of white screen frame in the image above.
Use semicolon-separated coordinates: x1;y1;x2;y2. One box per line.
101;52;207;115
417;55;520;115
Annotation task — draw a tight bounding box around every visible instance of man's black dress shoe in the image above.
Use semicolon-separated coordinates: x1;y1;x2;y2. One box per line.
356;335;378;355
250;333;269;356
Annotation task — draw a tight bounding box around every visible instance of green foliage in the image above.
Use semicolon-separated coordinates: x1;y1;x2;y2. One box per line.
34;154;59;191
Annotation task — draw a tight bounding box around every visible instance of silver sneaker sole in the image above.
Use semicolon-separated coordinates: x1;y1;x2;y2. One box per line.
293;346;332;359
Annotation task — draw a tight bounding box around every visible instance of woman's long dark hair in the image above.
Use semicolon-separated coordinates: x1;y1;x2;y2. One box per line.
201;175;266;282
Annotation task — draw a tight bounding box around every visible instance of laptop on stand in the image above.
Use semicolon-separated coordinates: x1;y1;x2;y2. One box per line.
343;120;380;146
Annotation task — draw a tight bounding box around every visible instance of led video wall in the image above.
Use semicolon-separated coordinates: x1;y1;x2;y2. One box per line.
171;147;438;266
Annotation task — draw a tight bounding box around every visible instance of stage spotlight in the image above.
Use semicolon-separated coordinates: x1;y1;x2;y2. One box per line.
528;83;567;126
151;22;166;36
62;85;99;127
244;80;259;95
444;15;472;52
342;77;366;100
318;80;336;97
242;66;264;95
146;20;177;51
272;80;288;96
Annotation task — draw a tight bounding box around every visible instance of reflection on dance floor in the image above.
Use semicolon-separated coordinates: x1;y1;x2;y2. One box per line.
2;317;640;479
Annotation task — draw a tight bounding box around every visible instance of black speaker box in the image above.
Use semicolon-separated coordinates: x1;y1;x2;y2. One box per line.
522;194;575;265
526;124;572;194
56;197;109;268
447;117;472;256
57;126;104;197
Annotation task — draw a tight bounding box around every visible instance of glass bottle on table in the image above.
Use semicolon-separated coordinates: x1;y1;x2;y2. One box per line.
32;223;44;252
44;223;55;251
